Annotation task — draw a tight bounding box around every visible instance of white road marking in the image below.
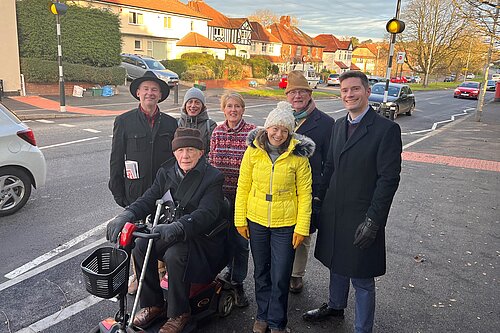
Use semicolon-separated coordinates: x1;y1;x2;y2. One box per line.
0;237;107;292
401;107;473;136
39;137;99;150
35;119;54;124
324;109;346;114
15;295;104;333
5;221;109;279
83;128;101;133
58;123;76;128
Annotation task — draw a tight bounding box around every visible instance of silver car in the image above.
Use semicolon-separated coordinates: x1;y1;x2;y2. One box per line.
120;54;179;87
0;103;46;216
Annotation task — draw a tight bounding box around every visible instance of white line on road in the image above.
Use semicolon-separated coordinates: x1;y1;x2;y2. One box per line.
0;237;107;292
39;137;99;150
58;123;76;128
82;128;101;133
15;295;104;333
5;221;109;279
35;119;54;124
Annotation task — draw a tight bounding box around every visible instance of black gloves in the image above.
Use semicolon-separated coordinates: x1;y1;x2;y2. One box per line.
153;221;185;246
106;210;135;243
310;197;322;233
353;217;379;249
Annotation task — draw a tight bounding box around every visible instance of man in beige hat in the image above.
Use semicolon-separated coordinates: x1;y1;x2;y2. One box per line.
285;70;335;293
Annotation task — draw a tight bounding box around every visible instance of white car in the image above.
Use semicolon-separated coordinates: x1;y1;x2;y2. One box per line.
0;103;46;216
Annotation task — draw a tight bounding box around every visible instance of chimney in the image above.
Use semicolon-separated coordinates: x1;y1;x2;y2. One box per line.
280;16;291;27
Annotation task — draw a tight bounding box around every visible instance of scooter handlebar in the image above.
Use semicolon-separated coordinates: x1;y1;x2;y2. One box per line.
132;231;160;239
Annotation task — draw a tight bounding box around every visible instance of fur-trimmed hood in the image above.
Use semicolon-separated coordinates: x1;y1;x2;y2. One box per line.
246;128;315;158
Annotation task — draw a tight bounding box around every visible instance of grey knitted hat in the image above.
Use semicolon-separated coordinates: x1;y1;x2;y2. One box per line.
264;101;295;133
183;87;206;110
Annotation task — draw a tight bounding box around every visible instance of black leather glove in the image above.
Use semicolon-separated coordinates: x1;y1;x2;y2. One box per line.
106;210;135;243
310;198;322;233
153;221;185;246
353;217;379;249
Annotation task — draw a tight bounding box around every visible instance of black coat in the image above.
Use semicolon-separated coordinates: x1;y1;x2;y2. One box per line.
109;108;177;207
126;156;227;283
296;107;335;198
315;108;402;278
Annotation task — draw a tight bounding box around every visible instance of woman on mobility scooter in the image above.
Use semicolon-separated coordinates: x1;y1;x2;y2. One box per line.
106;127;227;333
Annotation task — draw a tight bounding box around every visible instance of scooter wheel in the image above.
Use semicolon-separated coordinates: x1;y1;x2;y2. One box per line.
217;290;234;317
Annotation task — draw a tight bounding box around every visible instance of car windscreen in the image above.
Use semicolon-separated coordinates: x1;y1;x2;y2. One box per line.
371;85;400;97
144;59;166;70
459;82;479;88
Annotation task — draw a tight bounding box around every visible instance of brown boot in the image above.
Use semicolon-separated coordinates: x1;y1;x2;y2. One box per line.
252;320;268;333
289;276;303;294
159;312;191;333
132;306;166;328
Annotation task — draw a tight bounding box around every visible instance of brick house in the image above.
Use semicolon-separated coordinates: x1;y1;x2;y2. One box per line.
352;43;380;74
249;21;283;71
313;34;358;73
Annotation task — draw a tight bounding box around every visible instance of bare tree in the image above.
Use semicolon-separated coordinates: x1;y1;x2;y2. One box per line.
400;0;472;86
248;9;299;27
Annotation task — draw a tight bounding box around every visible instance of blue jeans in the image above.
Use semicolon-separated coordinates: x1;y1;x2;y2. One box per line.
226;221;250;284
329;271;375;333
248;221;295;331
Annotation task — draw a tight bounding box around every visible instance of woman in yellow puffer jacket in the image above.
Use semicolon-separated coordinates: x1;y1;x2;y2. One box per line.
234;101;315;333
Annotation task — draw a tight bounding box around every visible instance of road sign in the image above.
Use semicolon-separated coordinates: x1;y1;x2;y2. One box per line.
396;52;405;64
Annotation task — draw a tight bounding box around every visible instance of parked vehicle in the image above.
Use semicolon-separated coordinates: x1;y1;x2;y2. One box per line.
291;64;320;89
486;80;496;91
453;81;480;99
120;53;179;87
0;103;46;216
327;73;340;86
367;76;386;86
444;74;456;82
492;73;500;81
278;74;288;89
466;73;475;79
390;76;408;83
368;82;415;119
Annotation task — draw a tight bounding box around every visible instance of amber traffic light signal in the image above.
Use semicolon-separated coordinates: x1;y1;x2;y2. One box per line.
50;1;68;15
386;18;405;34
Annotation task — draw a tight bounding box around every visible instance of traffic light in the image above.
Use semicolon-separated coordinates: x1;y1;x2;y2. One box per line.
50;1;68;15
386;18;405;34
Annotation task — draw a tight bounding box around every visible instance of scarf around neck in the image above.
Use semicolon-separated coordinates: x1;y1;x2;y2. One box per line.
293;99;316;121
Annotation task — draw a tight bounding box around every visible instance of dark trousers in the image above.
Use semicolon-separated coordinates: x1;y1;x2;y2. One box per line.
248;221;295;331
133;238;190;318
226;208;250;284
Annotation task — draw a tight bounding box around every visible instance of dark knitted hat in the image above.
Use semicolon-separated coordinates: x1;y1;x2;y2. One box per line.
172;128;204;151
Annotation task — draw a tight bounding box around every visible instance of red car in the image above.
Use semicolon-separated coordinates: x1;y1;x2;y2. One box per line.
390;76;408;83
453;81;480;99
278;74;288;89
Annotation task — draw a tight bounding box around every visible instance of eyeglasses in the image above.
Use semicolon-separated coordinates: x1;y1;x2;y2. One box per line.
287;90;309;96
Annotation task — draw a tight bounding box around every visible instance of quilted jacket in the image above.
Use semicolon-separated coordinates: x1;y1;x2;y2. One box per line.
234;129;315;236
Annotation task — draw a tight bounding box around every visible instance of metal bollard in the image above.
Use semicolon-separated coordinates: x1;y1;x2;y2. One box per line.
174;82;179;105
0;79;3;101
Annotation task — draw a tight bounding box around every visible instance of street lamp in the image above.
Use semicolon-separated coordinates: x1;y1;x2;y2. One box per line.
381;0;405;121
49;1;68;112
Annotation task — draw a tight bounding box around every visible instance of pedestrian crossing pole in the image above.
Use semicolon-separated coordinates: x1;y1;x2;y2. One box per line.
382;0;405;120
50;1;68;112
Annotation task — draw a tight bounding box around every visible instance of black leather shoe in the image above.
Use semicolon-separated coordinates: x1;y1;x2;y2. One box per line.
302;303;344;322
289;276;303;294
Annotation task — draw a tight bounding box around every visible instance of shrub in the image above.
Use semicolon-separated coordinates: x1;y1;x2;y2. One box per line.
161;59;188;79
224;58;244;81
181;65;215;81
17;0;121;67
20;58;126;85
249;56;271;79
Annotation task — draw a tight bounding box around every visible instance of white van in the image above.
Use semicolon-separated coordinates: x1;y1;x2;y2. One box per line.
492;73;500;81
291;64;320;89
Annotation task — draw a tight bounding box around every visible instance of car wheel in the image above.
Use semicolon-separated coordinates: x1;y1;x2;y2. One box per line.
0;167;32;217
406;103;415;116
390;107;398;121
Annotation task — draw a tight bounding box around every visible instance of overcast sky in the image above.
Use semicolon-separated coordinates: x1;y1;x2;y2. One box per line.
194;0;403;41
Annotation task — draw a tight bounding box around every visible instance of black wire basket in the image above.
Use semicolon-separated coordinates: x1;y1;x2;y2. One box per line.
81;247;128;299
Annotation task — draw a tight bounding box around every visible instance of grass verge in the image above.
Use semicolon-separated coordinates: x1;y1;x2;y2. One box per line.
240;88;339;99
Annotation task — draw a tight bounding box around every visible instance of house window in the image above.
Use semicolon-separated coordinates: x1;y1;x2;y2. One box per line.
190;20;194;31
261;44;267;52
134;40;142;50
214;27;223;38
147;41;153;56
269;44;274;53
251;43;256;51
129;12;143;25
296;46;302;57
164;16;172;29
308;47;312;56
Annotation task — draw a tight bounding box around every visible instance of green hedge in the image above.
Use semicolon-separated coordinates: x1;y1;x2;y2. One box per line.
248;56;272;79
181;65;215;81
21;58;126;85
17;0;121;67
160;59;188;79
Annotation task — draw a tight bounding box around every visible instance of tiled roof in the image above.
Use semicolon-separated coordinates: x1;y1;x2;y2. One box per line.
255;55;284;63
218;41;236;49
350;63;360;70
95;0;210;20
250;22;281;43
188;0;247;29
177;32;228;49
269;18;323;47
335;61;349;69
314;34;351;52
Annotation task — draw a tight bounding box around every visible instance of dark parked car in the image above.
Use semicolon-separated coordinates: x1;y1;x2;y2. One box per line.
486;80;496;91
444;74;456;82
367;76;386;86
369;83;415;119
453;81;480;99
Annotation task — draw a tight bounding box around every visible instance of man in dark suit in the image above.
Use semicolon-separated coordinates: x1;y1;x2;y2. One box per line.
303;71;402;333
285;71;335;294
